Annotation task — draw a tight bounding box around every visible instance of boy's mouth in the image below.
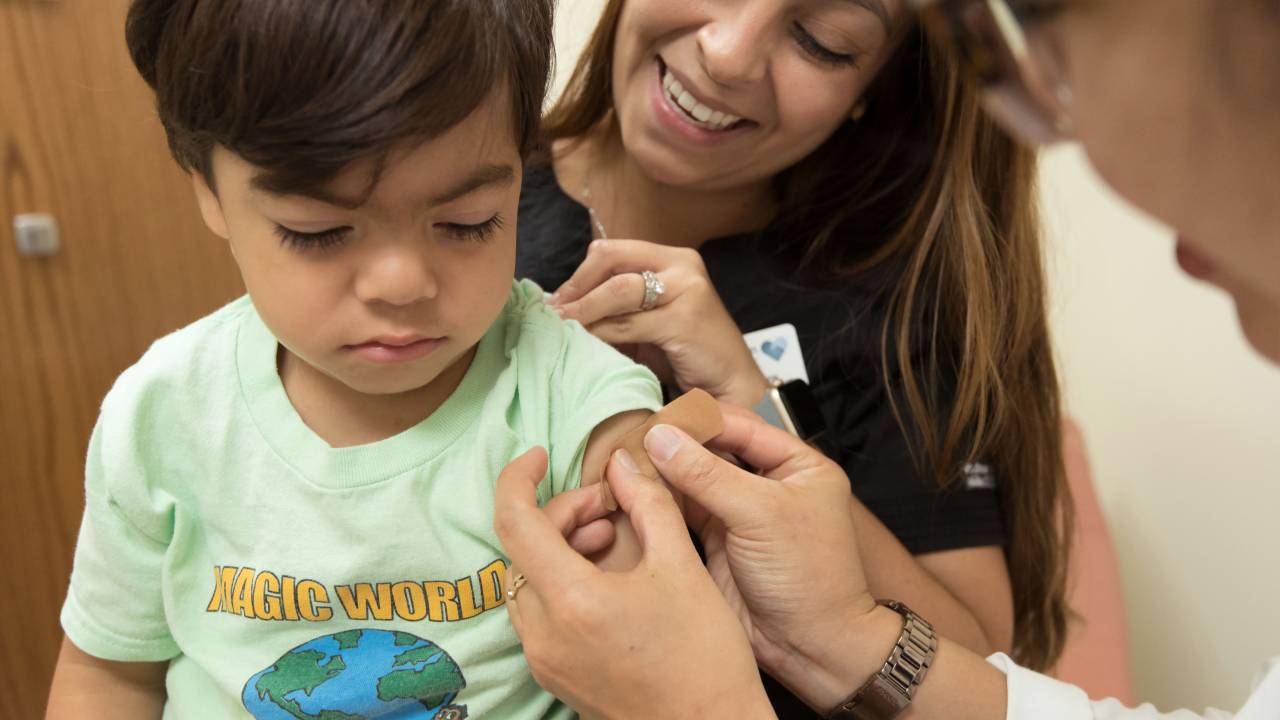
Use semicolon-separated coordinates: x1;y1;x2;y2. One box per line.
347;336;446;364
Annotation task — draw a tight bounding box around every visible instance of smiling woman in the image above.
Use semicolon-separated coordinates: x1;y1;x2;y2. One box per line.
498;0;1280;717
517;0;1072;713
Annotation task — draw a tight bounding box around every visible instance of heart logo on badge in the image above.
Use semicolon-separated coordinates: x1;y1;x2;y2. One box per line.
761;337;787;361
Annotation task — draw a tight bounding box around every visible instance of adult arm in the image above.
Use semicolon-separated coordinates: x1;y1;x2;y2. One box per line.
648;412;1242;720
851;499;1012;656
45;637;166;719
497;413;1251;719
550;239;1011;655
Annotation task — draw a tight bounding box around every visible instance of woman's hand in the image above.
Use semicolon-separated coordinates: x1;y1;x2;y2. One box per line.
495;420;1008;719
493;447;774;720
640;405;882;694
650;411;1014;718
547;239;769;408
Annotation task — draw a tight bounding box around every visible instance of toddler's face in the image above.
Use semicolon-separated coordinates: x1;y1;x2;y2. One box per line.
194;94;521;398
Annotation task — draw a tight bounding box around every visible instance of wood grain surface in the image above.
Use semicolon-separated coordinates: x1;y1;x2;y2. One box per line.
0;1;244;715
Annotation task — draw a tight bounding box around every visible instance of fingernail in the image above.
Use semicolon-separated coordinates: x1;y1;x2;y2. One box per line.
547;291;561;304
614;448;640;473
551;305;567;318
644;425;684;463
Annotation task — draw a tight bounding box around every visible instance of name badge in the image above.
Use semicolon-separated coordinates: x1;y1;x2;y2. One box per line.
743;323;808;383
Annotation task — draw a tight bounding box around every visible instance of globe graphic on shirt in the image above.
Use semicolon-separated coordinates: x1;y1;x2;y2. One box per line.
242;629;468;719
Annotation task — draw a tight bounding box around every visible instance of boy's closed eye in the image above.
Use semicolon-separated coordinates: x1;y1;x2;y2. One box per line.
271;215;507;254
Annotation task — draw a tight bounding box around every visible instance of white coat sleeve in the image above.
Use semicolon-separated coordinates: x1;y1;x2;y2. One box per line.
988;654;1236;720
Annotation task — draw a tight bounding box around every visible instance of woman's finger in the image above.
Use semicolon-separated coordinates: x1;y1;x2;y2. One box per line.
503;562;550;641
585;305;675;347
642;424;781;529
603;451;702;565
551;239;673;304
566;517;617;556
556;271;654;326
493;447;599;588
540;482;616;537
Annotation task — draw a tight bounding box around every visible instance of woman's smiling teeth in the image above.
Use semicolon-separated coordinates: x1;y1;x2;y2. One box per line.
662;68;743;131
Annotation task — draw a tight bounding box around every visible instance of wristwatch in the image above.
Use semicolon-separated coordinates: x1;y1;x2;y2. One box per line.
752;377;829;448
825;600;937;720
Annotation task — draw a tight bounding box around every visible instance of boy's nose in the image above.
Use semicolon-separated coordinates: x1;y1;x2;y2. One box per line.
354;246;439;307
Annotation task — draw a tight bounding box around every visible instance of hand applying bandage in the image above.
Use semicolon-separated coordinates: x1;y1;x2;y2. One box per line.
601;388;725;511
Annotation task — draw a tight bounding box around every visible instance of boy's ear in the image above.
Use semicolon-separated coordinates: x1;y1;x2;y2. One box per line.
191;172;230;239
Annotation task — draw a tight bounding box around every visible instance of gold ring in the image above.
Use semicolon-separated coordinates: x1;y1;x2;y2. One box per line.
506;573;527;601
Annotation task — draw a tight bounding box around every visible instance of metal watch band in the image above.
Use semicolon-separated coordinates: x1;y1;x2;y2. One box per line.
824;600;937;720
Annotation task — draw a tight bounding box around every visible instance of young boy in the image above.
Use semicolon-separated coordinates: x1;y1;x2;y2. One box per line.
45;1;661;717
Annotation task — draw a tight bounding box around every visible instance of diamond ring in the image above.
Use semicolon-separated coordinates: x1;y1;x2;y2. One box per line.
639;270;665;311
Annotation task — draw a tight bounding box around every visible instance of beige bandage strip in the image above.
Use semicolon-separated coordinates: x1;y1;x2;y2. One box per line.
601;388;724;511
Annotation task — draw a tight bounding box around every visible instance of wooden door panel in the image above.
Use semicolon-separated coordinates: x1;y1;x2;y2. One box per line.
1;1;244;716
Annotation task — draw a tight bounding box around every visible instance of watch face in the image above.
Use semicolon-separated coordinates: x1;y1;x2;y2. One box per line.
778;380;828;443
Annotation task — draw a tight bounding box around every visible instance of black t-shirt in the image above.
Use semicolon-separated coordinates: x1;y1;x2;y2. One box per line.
517;162;1004;716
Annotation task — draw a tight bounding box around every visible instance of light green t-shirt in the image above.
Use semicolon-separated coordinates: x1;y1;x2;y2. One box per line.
61;279;661;719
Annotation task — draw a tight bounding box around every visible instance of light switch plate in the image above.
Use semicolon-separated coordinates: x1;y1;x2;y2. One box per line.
13;214;60;257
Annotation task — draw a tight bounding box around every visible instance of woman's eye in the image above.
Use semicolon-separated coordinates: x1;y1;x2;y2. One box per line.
792;22;858;68
273;225;351;253
441;214;505;243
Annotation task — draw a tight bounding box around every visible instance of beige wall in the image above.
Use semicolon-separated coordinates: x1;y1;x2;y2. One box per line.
550;5;1280;712
1042;146;1280;711
550;0;608;106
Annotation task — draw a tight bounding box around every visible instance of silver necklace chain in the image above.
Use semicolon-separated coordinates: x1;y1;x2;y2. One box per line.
581;176;610;240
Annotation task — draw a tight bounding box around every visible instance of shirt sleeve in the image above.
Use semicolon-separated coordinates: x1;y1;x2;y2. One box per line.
543;316;663;502
60;407;179;662
989;654;1237;720
542;316;660;502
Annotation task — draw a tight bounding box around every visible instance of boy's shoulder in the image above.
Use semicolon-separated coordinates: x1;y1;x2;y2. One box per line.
101;295;252;422
498;279;630;372
500;278;568;343
495;277;660;410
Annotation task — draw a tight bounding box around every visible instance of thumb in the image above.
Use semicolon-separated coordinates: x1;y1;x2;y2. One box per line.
643;424;767;529
604;450;700;564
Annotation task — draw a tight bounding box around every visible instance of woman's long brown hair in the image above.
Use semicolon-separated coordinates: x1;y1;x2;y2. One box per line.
544;1;1072;672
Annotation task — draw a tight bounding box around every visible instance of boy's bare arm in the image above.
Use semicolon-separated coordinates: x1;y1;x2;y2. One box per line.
578;391;727;570
578;410;654;571
46;636;167;720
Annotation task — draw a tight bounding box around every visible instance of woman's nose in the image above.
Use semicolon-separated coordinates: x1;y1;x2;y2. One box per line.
697;7;770;86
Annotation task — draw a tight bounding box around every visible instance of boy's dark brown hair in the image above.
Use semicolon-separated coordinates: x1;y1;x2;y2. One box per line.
125;0;553;196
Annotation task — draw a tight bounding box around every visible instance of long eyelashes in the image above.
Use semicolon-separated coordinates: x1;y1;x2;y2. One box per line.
273;214;505;253
274;225;350;252
440;213;505;243
792;22;859;68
